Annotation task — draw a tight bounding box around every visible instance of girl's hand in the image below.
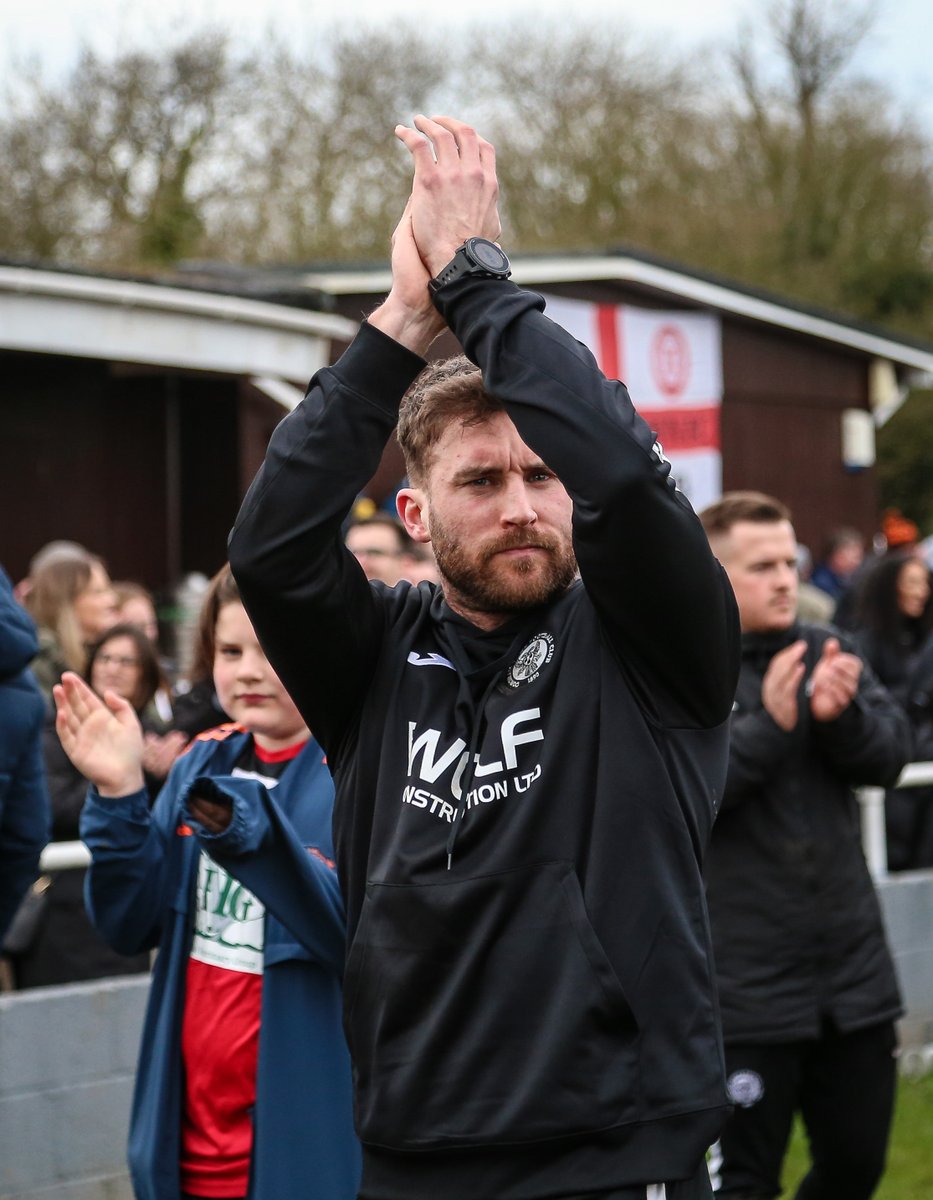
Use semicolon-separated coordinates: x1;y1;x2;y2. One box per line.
53;672;146;797
188;791;233;835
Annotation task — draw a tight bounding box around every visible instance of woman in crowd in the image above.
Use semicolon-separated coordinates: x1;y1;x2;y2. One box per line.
852;551;933;869
113;578;184;745
113;580;161;645
23;542;118;702
53;564;358;1200
11;623;170;988
170;592;231;738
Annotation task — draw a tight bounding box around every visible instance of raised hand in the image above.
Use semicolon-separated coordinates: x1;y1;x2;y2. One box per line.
369;115;501;355
809;638;862;722
394;115;501;277
761;639;807;731
53;672;145;798
368;195;448;354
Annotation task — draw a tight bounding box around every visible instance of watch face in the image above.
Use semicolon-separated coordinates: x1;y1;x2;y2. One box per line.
467;238;509;272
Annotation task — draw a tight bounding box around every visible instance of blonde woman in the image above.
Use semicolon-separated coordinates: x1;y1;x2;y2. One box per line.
24;542;118;702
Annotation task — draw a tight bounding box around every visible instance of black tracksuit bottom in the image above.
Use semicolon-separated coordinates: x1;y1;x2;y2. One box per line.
711;1020;897;1200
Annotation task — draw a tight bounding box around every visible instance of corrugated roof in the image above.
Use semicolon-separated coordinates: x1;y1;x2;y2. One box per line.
0;264;357;380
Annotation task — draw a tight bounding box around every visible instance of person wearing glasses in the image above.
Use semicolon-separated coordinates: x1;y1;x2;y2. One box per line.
345;512;413;586
10;623;170;987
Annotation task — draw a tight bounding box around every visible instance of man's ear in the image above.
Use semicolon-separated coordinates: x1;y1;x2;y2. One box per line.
397;488;430;544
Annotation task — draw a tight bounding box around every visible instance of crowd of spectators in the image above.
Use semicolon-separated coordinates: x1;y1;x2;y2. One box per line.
0;518;438;989
0;499;929;1199
3;508;932;981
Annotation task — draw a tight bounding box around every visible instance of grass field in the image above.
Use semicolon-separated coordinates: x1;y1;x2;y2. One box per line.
780;1071;933;1198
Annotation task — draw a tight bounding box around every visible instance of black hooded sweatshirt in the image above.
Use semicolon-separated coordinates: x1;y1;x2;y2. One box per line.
229;278;741;1199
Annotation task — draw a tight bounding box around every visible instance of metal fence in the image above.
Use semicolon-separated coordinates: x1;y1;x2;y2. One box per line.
858;760;933;881
37;760;933;882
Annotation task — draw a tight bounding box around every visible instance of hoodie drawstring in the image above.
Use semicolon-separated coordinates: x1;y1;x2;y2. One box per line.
442;623;530;869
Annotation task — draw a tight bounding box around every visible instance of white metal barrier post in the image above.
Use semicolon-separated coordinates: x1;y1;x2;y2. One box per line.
38;841;91;872
858;787;888;880
857;760;933;883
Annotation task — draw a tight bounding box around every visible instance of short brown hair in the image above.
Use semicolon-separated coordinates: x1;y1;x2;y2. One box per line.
112;579;156;611
397;355;503;485
346;512;412;554
188;564;241;685
699;491;792;539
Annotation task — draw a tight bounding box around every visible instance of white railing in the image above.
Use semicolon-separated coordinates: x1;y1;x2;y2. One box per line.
858;761;933;882
38;840;90;872
40;761;933;883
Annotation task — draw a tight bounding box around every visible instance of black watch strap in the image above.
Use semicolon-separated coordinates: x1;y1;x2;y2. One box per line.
429;238;511;295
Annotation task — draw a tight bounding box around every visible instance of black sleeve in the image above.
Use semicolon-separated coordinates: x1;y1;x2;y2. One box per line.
228;323;427;752
432;278;740;727
721;705;804;811
0;703;50;939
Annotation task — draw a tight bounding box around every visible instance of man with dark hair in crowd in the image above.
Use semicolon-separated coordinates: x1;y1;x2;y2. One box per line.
811;527;864;605
229;116;740;1199
699;490;908;1200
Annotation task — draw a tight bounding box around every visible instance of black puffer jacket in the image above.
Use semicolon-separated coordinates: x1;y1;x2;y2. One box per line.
705;622;908;1044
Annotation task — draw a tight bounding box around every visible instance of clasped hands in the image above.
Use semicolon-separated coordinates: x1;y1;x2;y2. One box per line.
370;115;502;354
761;638;862;732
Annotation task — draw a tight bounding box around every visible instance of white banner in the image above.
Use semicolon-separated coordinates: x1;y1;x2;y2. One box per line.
542;295;723;510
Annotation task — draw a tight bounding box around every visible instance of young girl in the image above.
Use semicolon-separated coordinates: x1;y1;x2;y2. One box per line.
54;565;359;1200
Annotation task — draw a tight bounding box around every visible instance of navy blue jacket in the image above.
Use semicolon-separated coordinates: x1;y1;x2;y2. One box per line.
80;726;360;1200
0;565;51;940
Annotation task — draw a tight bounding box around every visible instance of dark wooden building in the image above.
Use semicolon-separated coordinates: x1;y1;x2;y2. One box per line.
295;249;933;557
1;264;355;591
5;252;933;602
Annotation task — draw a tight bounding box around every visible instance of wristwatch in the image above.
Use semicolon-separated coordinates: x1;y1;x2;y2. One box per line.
428;238;511;294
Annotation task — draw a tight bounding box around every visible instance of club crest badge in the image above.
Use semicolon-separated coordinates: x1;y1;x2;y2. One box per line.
506;632;554;689
726;1069;765;1108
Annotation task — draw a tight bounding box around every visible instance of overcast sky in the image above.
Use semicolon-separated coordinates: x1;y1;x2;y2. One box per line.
2;0;931;131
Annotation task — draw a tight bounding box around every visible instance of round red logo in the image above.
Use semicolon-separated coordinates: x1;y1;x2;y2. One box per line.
650;325;691;397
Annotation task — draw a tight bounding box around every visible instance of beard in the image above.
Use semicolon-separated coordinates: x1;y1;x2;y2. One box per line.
430;518;578;616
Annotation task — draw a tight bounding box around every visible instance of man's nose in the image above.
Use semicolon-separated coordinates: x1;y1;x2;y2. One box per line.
777;564;796;588
500;478;538;526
